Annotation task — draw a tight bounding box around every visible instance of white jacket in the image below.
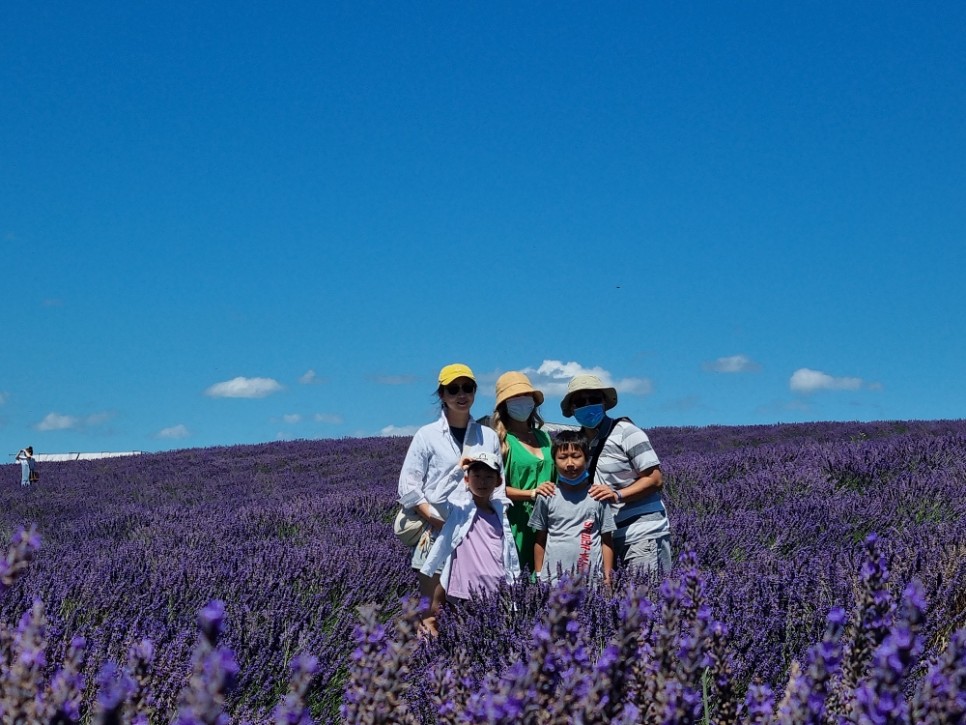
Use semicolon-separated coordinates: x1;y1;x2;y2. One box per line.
397;411;504;519
420;485;521;592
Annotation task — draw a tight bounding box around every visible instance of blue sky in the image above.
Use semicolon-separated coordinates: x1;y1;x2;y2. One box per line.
3;2;964;454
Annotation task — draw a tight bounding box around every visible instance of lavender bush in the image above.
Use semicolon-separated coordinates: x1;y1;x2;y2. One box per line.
1;419;965;722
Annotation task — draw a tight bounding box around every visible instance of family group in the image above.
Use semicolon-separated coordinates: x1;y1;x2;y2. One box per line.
397;363;670;634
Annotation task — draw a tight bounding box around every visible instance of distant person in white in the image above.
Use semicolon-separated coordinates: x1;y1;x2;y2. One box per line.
560;375;671;575
15;446;34;487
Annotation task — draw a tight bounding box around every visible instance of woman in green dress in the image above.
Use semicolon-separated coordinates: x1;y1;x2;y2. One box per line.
491;371;556;573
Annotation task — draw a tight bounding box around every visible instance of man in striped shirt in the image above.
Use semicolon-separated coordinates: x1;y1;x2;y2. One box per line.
560;374;671;576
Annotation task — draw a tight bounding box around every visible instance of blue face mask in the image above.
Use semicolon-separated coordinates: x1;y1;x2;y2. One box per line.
557;469;590;486
573;403;605;428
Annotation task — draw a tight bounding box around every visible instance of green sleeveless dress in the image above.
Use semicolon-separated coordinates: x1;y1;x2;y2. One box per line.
504;429;555;573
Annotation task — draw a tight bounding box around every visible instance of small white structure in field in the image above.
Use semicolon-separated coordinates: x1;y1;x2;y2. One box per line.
9;451;145;462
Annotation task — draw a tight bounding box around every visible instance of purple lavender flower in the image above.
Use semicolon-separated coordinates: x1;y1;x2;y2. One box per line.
272;653;319;725
94;661;135;725
175;602;240;725
776;606;845;724
852;581;927;724
744;680;776;724
0;525;41;593
198;600;227;645
910;627;966;724
46;635;86;724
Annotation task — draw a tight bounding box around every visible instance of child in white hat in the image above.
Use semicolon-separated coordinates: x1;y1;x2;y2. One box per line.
419;451;520;632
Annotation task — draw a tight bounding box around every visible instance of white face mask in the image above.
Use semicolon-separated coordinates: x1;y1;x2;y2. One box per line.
505;397;536;422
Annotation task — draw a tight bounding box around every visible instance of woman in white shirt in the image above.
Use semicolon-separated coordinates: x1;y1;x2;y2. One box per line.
15;446;33;487
397;363;502;635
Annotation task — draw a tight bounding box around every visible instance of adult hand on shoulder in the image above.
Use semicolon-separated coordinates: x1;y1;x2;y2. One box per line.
533;481;556;498
589;484;619;503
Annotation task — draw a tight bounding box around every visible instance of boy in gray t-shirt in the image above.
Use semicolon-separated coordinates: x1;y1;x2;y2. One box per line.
528;431;616;585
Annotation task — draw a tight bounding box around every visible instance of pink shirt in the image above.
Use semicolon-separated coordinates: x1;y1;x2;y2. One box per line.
446;508;505;600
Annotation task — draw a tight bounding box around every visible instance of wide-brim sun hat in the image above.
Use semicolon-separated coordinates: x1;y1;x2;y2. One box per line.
560;374;618;417
438;363;476;386
495;371;545;408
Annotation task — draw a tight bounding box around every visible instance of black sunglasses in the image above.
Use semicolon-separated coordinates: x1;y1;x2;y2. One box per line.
444;382;477;395
571;393;603;408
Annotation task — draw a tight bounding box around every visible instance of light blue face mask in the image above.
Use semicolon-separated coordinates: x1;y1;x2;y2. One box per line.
573;403;605;428
506;397;535;422
557;469;590;486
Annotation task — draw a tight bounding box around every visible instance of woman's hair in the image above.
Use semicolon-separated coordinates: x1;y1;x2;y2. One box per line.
551;430;589;459
26;446;33;455
492;401;545;459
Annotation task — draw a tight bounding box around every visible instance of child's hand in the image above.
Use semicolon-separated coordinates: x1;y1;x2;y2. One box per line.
426;516;445;532
589;484;619;503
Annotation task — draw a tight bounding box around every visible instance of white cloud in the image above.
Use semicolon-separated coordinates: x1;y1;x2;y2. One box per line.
704;355;760;373
34;411;114;431
299;369;319;385
314;413;343;424
522;360;652;396
36;413;79;431
380;424;419;436
282;414;302;424
157;424;190;439
205;376;283;399
789;368;864;393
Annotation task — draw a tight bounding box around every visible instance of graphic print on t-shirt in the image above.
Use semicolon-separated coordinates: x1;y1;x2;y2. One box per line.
577;519;594;573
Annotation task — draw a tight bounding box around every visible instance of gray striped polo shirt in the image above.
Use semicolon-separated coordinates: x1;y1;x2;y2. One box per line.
591;417;667;534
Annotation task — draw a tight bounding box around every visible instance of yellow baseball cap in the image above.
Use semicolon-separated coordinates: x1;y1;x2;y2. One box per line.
438;363;476;386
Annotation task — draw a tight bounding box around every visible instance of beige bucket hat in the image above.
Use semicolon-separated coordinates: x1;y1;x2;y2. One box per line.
494;371;545;407
560;374;618;417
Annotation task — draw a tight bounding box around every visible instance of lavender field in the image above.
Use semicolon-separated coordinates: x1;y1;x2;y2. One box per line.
2;419;966;723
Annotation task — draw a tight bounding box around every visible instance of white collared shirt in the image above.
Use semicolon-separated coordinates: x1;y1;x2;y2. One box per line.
397;410;504;518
